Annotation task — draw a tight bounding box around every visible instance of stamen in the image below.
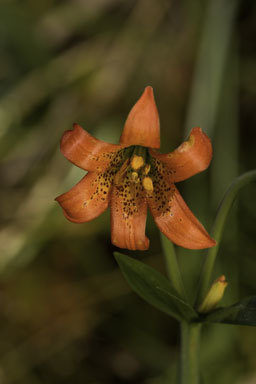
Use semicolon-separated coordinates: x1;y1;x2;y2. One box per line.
113;159;129;186
143;164;151;175
131;171;139;182
143;177;153;192
131;155;144;170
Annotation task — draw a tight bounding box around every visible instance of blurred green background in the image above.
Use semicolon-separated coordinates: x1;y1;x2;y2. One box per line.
0;0;256;383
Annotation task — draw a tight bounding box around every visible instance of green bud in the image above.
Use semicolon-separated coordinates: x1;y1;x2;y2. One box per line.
198;275;228;314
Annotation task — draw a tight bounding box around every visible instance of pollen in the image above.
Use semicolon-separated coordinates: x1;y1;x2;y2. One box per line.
131;155;145;170
142;177;153;192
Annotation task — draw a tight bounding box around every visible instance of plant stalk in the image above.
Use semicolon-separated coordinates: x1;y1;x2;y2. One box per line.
179;322;201;384
161;234;186;300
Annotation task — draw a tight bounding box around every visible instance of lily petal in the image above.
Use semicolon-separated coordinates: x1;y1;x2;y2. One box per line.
61;123;127;172
150;128;212;182
119;86;160;149
147;169;215;249
110;166;149;250
55;171;112;223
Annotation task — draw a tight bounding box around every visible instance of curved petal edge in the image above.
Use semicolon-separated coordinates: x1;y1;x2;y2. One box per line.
55;172;111;223
148;184;216;250
61;123;126;172
150;127;212;182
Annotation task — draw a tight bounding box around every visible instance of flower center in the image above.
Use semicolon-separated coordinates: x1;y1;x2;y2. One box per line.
128;146;154;193
112;146;155;205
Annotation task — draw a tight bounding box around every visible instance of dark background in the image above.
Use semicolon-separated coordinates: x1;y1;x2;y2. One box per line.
0;0;256;383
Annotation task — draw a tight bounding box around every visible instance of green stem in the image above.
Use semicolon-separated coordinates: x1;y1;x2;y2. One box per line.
160;235;200;382
179;322;201;384
160;234;186;300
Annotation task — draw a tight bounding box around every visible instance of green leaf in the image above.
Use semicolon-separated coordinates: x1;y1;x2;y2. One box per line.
197;170;256;305
201;296;256;326
114;252;198;322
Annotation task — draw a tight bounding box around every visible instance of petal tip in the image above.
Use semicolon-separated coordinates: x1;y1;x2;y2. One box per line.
177;235;216;250
184;228;216;250
207;237;217;248
120;87;160;149
60;122;81;145
60;129;72;148
140;85;156;106
143;85;154;97
72;122;79;129
55;193;65;203
192;235;216;250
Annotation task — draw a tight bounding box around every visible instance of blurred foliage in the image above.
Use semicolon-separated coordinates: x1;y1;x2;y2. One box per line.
0;0;256;383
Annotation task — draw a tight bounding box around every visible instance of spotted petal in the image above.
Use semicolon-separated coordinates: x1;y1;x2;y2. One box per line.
147;162;215;249
55;171;112;223
110;164;149;251
119;86;160;149
61;123;127;172
150;128;212;182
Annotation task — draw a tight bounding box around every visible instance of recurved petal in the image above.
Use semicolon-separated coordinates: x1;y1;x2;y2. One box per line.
55;171;111;223
147;184;215;250
150;127;212;182
110;170;149;251
119;86;160;149
61;123;127;171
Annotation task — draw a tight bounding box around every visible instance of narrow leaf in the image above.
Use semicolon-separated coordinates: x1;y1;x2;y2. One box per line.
197;169;256;305
202;296;256;326
114;252;198;322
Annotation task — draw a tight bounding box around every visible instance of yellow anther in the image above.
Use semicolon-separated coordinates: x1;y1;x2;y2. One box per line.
131;172;139;182
142;177;153;192
143;164;151;175
131;155;144;170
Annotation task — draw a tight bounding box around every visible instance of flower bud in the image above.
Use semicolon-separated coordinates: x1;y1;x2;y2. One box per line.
198;275;228;314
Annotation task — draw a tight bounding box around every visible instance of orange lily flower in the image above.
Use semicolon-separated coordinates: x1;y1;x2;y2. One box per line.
56;86;216;251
